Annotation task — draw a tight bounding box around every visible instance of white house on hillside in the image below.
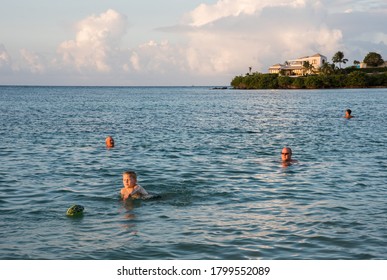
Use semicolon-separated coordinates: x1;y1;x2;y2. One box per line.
269;53;327;76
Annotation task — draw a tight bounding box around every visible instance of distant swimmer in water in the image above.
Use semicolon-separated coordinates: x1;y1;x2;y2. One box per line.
344;109;354;119
281;146;298;166
121;171;149;200
105;136;115;148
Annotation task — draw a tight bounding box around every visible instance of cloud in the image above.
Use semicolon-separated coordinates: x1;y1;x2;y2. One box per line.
326;8;387;61
185;0;307;27
325;0;387;12
2;2;387;85
168;0;387;77
175;0;343;75
0;44;12;70
148;1;343;78
20;49;46;73
57;9;128;73
129;40;187;73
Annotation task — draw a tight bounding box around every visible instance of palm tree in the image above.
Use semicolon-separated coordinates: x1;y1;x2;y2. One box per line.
319;62;335;75
332;51;348;69
302;61;314;75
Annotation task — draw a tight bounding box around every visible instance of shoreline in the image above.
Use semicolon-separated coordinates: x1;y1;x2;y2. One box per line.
231;71;387;90
231;86;387;90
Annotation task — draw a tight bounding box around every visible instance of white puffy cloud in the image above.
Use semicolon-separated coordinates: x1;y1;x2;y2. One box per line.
186;0;307;27
2;1;387;85
57;9;128;73
172;0;344;76
163;0;387;78
134;1;343;80
50;2;385;84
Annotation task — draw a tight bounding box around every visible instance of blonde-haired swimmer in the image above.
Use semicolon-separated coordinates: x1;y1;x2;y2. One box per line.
120;171;148;200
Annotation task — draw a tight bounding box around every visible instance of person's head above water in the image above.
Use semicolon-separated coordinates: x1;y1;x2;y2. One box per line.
344;109;353;119
122;171;137;189
120;170;149;200
281;147;293;162
105;136;114;148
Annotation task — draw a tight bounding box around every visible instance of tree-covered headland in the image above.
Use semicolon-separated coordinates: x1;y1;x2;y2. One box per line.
231;52;387;89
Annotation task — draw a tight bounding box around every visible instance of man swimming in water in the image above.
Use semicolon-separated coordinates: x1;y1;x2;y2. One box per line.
281;147;298;166
105;136;115;148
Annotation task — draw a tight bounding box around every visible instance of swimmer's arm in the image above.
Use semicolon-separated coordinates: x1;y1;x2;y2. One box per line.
121;189;132;199
129;185;148;196
128;185;140;196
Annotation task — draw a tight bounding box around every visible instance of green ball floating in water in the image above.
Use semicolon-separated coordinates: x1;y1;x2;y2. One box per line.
66;205;84;217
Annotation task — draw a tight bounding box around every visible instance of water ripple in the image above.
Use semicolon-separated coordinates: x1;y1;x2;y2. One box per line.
1;87;386;259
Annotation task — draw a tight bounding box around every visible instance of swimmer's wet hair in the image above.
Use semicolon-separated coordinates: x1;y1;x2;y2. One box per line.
123;170;137;179
283;147;292;155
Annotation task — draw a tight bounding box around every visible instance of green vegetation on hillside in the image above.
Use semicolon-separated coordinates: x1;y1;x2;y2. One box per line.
231;51;387;89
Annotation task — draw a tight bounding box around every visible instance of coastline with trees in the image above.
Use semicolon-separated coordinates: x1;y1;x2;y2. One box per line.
231;52;387;89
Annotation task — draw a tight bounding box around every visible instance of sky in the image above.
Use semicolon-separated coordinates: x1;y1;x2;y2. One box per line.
1;0;387;86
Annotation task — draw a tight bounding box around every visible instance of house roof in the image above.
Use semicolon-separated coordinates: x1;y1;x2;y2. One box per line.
296;53;326;60
268;63;283;69
310;53;326;58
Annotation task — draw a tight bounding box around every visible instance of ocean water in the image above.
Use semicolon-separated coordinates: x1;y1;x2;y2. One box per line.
0;86;386;260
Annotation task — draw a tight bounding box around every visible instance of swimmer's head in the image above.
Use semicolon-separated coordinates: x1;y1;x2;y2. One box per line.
123;171;137;188
345;109;353;119
105;136;114;148
281;147;292;162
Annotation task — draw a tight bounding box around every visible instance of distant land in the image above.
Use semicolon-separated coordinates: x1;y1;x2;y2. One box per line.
231;51;387;89
230;68;387;89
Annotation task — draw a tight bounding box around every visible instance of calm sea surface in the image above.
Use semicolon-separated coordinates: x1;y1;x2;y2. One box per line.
0;86;386;260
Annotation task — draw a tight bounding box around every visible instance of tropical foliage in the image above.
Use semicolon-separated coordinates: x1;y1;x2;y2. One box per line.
332;51;348;69
231;71;387;89
363;52;384;67
231;51;387;89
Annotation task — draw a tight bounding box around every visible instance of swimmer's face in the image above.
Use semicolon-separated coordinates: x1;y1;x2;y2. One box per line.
281;148;292;162
123;174;136;188
106;137;114;148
